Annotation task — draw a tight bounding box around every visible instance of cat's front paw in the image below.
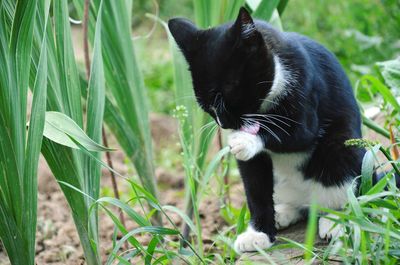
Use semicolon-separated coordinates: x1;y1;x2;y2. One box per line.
228;131;263;161
319;214;344;240
234;226;272;253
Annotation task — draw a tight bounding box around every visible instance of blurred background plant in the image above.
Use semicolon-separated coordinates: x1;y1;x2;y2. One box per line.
0;0;399;264
137;0;399;115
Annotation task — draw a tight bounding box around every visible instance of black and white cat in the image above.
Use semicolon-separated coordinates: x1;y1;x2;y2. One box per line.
168;7;365;253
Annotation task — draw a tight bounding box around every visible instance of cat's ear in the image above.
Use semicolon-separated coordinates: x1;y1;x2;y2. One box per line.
234;7;257;39
168;18;199;55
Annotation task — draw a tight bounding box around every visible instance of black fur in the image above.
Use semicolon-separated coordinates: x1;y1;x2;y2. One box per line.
168;8;365;242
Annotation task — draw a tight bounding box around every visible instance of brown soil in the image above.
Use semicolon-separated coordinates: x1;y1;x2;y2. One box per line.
0;113;241;265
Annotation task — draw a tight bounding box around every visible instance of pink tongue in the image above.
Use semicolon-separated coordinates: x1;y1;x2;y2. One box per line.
240;122;260;135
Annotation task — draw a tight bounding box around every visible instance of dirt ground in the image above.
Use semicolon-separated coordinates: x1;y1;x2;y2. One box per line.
0;114;242;265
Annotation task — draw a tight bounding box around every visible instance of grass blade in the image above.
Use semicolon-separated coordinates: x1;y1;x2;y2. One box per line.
223;0;246;21
43;111;111;151
252;0;280;21
83;0;105;251
53;0;83;125
23;8;48;259
304;200;318;261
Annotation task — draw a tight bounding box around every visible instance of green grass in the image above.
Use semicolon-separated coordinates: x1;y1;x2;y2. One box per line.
0;1;46;263
283;0;400;83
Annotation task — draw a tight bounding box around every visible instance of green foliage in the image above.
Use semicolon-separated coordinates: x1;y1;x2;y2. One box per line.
72;0;161;225
283;0;400;83
286;55;400;265
0;0;46;264
30;1;106;264
0;1;399;264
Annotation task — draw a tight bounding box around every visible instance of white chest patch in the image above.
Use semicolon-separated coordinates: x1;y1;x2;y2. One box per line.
260;55;294;112
268;150;351;209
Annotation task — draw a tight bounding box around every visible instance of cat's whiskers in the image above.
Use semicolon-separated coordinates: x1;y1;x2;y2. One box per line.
240;117;282;143
256;80;274;86
259;98;279;107
244;113;301;125
245;116;290;136
268;114;301;125
200;123;218;148
245;115;291;128
221;100;228;114
242;119;281;142
199;120;217;135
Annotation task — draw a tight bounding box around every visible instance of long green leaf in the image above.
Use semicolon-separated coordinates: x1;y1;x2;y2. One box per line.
0;0;45;264
83;1;105;254
43;111;111;151
94;197;149;227
53;0;83;126
22;4;48;259
361;148;375;195
193;0;222;27
106;226;179;265
9;0;37;179
377;57;400;93
252;0;280;21
360;75;400;112
223;0;246;21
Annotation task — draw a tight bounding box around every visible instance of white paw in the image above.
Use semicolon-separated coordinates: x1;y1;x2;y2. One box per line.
228;131;263;161
319;214;344;240
234;226;272;253
275;204;301;230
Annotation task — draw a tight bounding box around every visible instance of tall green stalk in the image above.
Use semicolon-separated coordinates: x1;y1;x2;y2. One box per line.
0;0;47;264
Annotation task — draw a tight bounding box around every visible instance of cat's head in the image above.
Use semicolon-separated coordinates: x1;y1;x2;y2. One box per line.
168;7;275;129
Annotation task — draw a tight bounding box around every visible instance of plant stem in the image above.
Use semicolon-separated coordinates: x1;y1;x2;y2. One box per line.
379;146;400;176
102;126;126;225
181;204;193;247
218;128;230;204
362;115;390;139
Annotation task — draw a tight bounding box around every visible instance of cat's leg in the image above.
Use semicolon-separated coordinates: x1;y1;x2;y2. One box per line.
305;138;363;241
233;152;276;253
273;186;306;230
271;153;310;230
315;182;350;240
274;203;303;230
318;214;344;240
